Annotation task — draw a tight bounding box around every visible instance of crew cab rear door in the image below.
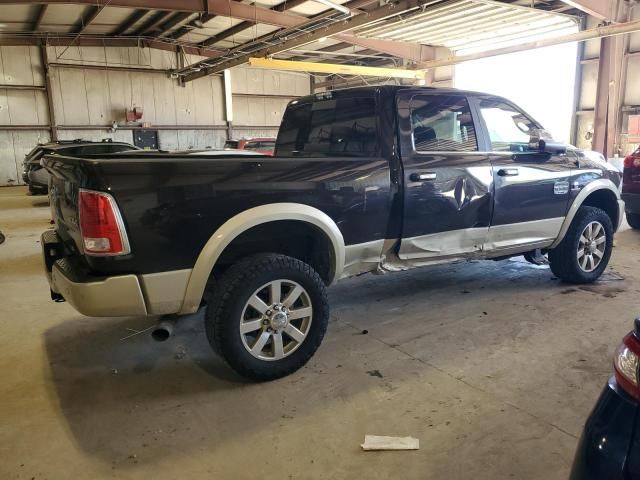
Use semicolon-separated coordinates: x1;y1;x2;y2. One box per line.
396;91;493;260
472;96;572;252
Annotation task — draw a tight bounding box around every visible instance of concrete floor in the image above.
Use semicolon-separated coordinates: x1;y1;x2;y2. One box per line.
1;185;639;480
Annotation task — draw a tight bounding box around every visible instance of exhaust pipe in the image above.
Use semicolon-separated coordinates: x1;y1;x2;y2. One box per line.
151;315;178;342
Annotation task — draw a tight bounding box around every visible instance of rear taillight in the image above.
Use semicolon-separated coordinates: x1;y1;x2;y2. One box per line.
624;155;640;169
79;189;130;256
614;332;640;399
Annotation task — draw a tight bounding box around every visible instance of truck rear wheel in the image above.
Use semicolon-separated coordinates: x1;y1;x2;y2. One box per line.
205;253;329;381
548;206;613;284
627;212;640;230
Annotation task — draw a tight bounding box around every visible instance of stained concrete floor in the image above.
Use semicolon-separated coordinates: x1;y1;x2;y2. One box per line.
1;185;639;480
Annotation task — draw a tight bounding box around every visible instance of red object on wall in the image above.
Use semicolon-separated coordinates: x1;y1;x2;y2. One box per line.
125;107;144;123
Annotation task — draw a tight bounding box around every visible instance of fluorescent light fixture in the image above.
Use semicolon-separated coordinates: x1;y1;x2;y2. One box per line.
312;0;351;16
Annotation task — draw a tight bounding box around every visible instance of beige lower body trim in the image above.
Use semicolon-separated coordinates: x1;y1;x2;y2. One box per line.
398;228;488;260
485;217;563;252
51;264;147;317
139;269;192;315
342;239;392;278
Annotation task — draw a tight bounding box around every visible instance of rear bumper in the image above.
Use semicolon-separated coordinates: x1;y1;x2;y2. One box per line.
570;378;637;480
41;230;191;317
622;192;640;214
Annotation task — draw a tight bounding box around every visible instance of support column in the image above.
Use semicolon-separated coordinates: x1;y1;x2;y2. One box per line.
223;69;233;140
39;43;57;142
592;0;628;157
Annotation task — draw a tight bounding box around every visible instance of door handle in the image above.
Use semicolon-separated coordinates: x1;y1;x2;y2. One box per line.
497;168;519;177
410;172;436;181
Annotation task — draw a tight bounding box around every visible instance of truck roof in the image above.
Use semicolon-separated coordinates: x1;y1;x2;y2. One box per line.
293;84;497;104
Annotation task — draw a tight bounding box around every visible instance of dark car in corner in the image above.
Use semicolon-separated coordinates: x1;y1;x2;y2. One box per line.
23;139;139;194
622;147;640;229
571;318;640;479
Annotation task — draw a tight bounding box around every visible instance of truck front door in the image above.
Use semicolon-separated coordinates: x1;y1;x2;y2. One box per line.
472;96;572;253
397;92;493;260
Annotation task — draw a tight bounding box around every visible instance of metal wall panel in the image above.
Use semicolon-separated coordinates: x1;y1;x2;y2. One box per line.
579;61;598;110
0;46;309;186
625;58;640;106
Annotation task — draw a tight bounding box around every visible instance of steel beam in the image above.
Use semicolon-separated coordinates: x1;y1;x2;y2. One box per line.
168;13;216;40
559;0;615;20
39;44;57;141
248;56;424;79
183;0;425;81
156;11;192;37
0;35;224;58
32;4;48;31
111;9;148;35
70;5;105;34
333;34;434;62
132;11;172;36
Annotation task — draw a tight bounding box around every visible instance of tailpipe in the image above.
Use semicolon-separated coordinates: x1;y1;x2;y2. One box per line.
151;315;178;342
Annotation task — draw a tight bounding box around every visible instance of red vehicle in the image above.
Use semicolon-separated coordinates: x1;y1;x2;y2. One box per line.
622;147;640;229
224;138;276;156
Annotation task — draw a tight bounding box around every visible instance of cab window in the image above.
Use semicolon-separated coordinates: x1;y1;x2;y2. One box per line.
478;98;538;152
410;95;477;152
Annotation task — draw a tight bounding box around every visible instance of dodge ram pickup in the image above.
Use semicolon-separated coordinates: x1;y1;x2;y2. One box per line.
41;86;624;381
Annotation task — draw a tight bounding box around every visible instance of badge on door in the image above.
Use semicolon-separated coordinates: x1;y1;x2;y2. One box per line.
554;180;570;195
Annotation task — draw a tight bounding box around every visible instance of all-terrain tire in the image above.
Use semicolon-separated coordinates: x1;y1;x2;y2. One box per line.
205;253;329;381
548;206;613;284
627;212;640;230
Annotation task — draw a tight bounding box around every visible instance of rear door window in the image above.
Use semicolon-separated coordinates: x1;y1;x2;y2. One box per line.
410;95;478;152
276;97;379;157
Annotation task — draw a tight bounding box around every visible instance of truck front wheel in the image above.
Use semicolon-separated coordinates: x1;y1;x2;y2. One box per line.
205;253;329;381
548;206;613;284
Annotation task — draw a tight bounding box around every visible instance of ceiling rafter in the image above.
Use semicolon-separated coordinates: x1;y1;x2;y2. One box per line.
168;13;216;40
70;4;106;35
155;11;193;37
182;0;427;81
111;9;148;35
131;10;173;36
32;4;48;31
198;0;308;47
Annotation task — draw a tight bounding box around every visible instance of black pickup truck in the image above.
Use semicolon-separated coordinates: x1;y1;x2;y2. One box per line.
42;86;624;381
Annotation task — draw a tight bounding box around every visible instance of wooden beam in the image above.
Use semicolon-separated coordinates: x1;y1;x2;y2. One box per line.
111;9;148;35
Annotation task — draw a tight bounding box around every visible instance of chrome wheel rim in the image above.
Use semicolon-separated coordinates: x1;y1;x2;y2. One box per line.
239;280;313;361
577;221;606;272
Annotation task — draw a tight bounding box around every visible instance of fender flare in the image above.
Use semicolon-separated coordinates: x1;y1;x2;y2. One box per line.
178;203;345;314
550;178;621;249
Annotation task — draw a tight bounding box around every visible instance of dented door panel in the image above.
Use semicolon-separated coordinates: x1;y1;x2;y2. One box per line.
396;92;494;259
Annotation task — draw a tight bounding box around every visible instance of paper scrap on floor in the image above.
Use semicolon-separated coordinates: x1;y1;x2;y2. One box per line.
361;435;420;451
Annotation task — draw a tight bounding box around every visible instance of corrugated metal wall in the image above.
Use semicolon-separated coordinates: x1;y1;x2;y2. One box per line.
0;45;310;186
575;11;640;154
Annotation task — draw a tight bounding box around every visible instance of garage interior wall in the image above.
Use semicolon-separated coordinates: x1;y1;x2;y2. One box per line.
574;7;640;155
0;45;310;186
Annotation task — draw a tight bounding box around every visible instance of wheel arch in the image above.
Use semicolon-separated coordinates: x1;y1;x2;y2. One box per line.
178;203;345;314
550;179;622;249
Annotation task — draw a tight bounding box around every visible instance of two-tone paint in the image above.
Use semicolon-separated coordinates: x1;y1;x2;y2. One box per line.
42;85;623;317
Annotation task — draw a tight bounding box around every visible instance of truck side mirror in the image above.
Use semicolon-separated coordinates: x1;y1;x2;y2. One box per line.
528;128;567;155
